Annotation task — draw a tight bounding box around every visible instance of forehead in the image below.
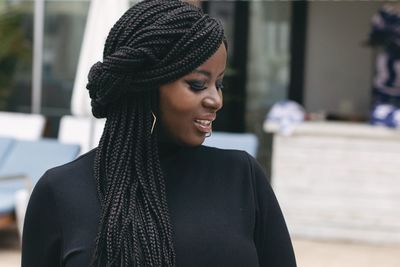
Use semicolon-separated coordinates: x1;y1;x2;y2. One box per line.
191;43;227;76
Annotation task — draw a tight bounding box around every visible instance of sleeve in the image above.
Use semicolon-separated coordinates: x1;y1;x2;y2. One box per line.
247;154;297;267
21;172;62;267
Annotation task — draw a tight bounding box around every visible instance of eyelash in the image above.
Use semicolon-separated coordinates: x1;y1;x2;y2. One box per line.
186;80;224;91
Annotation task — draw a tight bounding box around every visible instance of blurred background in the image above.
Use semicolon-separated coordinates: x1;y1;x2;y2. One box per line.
1;0;400;266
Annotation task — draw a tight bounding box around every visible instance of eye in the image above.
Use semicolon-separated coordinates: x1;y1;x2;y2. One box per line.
216;80;224;91
185;80;207;91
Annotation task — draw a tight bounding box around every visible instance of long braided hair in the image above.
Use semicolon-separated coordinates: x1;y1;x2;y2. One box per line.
86;1;225;266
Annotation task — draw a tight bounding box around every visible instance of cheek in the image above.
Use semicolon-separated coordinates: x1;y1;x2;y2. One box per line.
161;89;186;115
159;87;196;132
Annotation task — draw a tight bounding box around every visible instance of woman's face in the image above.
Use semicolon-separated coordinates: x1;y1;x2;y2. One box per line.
159;43;227;146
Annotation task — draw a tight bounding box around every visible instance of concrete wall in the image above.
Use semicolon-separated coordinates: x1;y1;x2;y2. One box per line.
304;2;382;117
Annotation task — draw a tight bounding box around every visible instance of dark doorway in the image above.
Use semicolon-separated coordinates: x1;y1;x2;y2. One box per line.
202;1;249;132
288;1;308;105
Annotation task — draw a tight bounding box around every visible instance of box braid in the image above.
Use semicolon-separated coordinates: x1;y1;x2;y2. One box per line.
85;0;225;266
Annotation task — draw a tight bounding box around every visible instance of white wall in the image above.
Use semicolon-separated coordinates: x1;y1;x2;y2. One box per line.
304;2;382;117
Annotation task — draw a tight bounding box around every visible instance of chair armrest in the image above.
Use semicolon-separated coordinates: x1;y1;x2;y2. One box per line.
0;174;33;191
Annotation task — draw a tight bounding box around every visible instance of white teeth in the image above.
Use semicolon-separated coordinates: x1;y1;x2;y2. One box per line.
195;120;212;126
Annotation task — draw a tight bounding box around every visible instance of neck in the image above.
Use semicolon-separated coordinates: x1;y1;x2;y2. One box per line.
155;124;182;159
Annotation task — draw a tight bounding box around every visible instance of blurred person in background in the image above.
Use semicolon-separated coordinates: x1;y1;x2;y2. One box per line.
21;0;296;266
368;3;400;128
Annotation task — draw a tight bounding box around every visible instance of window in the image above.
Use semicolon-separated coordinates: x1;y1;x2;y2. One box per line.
0;1;34;112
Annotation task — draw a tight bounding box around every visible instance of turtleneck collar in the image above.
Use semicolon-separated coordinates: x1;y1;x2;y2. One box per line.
157;139;183;159
155;120;184;159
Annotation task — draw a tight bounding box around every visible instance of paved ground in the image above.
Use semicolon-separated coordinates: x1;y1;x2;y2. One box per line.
0;228;19;267
1;228;400;267
294;238;400;267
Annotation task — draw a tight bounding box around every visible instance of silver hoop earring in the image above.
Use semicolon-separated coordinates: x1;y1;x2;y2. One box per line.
205;122;212;137
151;111;157;134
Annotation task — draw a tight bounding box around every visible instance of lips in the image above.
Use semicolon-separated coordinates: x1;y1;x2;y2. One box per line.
194;118;214;133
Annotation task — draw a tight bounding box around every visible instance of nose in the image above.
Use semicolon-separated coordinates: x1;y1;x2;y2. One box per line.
202;86;223;111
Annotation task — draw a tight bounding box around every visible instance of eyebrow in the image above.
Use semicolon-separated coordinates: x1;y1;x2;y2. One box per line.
192;69;225;78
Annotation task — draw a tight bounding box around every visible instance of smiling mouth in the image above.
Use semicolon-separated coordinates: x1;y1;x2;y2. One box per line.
194;119;213;133
195;119;212;126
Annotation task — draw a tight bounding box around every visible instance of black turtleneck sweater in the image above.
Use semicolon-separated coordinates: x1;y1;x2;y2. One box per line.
22;145;296;267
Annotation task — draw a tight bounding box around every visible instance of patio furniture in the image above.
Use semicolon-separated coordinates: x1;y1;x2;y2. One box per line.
0;138;80;235
0;137;14;166
0;111;45;140
58;115;105;155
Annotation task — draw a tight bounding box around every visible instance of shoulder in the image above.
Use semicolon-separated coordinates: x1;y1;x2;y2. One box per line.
195;146;270;187
193;145;263;176
28;148;99;225
34;149;96;194
45;149;95;179
196;145;251;162
198;145;261;168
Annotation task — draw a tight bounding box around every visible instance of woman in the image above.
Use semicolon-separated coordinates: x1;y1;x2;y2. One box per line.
22;0;296;266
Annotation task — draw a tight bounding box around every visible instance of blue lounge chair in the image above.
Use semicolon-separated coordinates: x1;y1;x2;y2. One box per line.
0;139;80;230
0;137;14;167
